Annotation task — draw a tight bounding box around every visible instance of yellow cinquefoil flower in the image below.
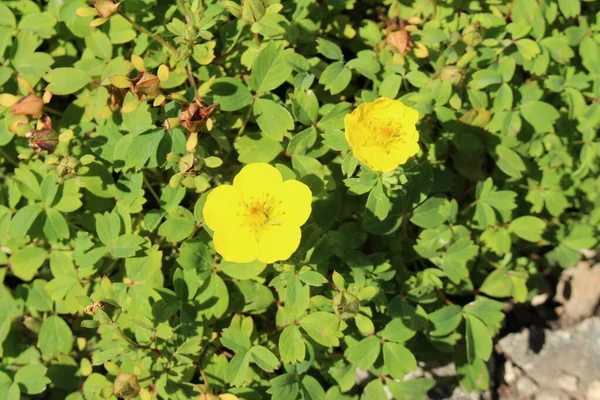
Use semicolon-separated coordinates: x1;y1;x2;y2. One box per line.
344;97;420;172
203;163;312;264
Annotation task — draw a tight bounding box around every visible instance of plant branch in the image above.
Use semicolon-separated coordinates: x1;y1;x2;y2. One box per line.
0;147;17;166
115;325;163;356
177;0;191;24
143;172;161;205
118;11;177;55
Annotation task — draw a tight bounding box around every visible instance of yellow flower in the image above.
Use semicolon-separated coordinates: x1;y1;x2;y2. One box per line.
203;163;312;264
344;97;420;172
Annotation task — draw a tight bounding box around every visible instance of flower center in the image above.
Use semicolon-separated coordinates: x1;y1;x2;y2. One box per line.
240;196;282;233
366;119;406;151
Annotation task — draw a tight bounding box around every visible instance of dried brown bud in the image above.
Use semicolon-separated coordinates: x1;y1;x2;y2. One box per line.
113;373;140;399
179;103;218;133
11;94;44;118
386;29;412;55
27;115;58;153
439;65;465;86
130;72;161;101
91;0;120;18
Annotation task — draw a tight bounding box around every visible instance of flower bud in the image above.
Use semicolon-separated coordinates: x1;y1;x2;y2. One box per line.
130;72;161;101
113;373;140;399
386;29;412;55
91;0;120;18
439;65;465;86
179;103;218;133
10;94;44;118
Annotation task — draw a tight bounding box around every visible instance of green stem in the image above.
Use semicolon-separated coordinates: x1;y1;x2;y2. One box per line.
143;172;161;205
115;325;163;356
0;147;17;166
177;0;192;24
118;11;177;55
237;99;255;136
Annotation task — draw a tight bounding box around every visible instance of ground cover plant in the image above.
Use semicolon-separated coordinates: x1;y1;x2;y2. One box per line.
0;0;599;399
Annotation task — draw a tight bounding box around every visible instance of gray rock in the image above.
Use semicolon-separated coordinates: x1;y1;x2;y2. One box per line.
557;374;578;392
498;317;600;399
535;390;569;400
503;361;519;385
587;381;600;400
517;376;539;397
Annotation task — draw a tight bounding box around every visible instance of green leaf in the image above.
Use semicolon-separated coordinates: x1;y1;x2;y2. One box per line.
382;318;416;343
559;0;580;18
363;379;388;400
85;30;112;60
383;342;417;380
465;314;492;362
319;61;352;95
158;214;195;243
541;36;575;64
126;128;166;171
250;42;292;93
267;373;299;400
316;38;344;61
291;89;319;125
470;70;502;89
226;351;251;387
562;225;597;250
18;12;56;38
366;180;391;221
222;327;251;352
279;325;305;364
301;375;325;400
457;358;489;392
9;204;42;239
10;246;46;281
110;234;145;258
410;196;446;229
175;337;202;355
520;101;559;133
0;3;16;27
388;378;436;400
44;68;92;95
515;39;541;61
14;364;50;394
0;371;19;400
508;216;546;242
346;335;380;369
429;305;462;337
298;271;327;286
38;315;73;358
220;259;266;280
299;312;340;347
43;208;70;241
479;268;512;298
250;345;280;372
495;145;526;178
236;133;283;163
253;98;294;141
211;77;253;111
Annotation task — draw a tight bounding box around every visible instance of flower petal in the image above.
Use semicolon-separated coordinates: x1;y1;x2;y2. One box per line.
372;97;419;126
213;227;258;263
389;140;420;166
273;180;313;226
233;163;283;204
257;224;301;264
353;146;400;172
203;185;245;232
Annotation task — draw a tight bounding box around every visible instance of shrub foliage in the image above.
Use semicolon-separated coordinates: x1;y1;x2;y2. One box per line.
0;0;599;399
